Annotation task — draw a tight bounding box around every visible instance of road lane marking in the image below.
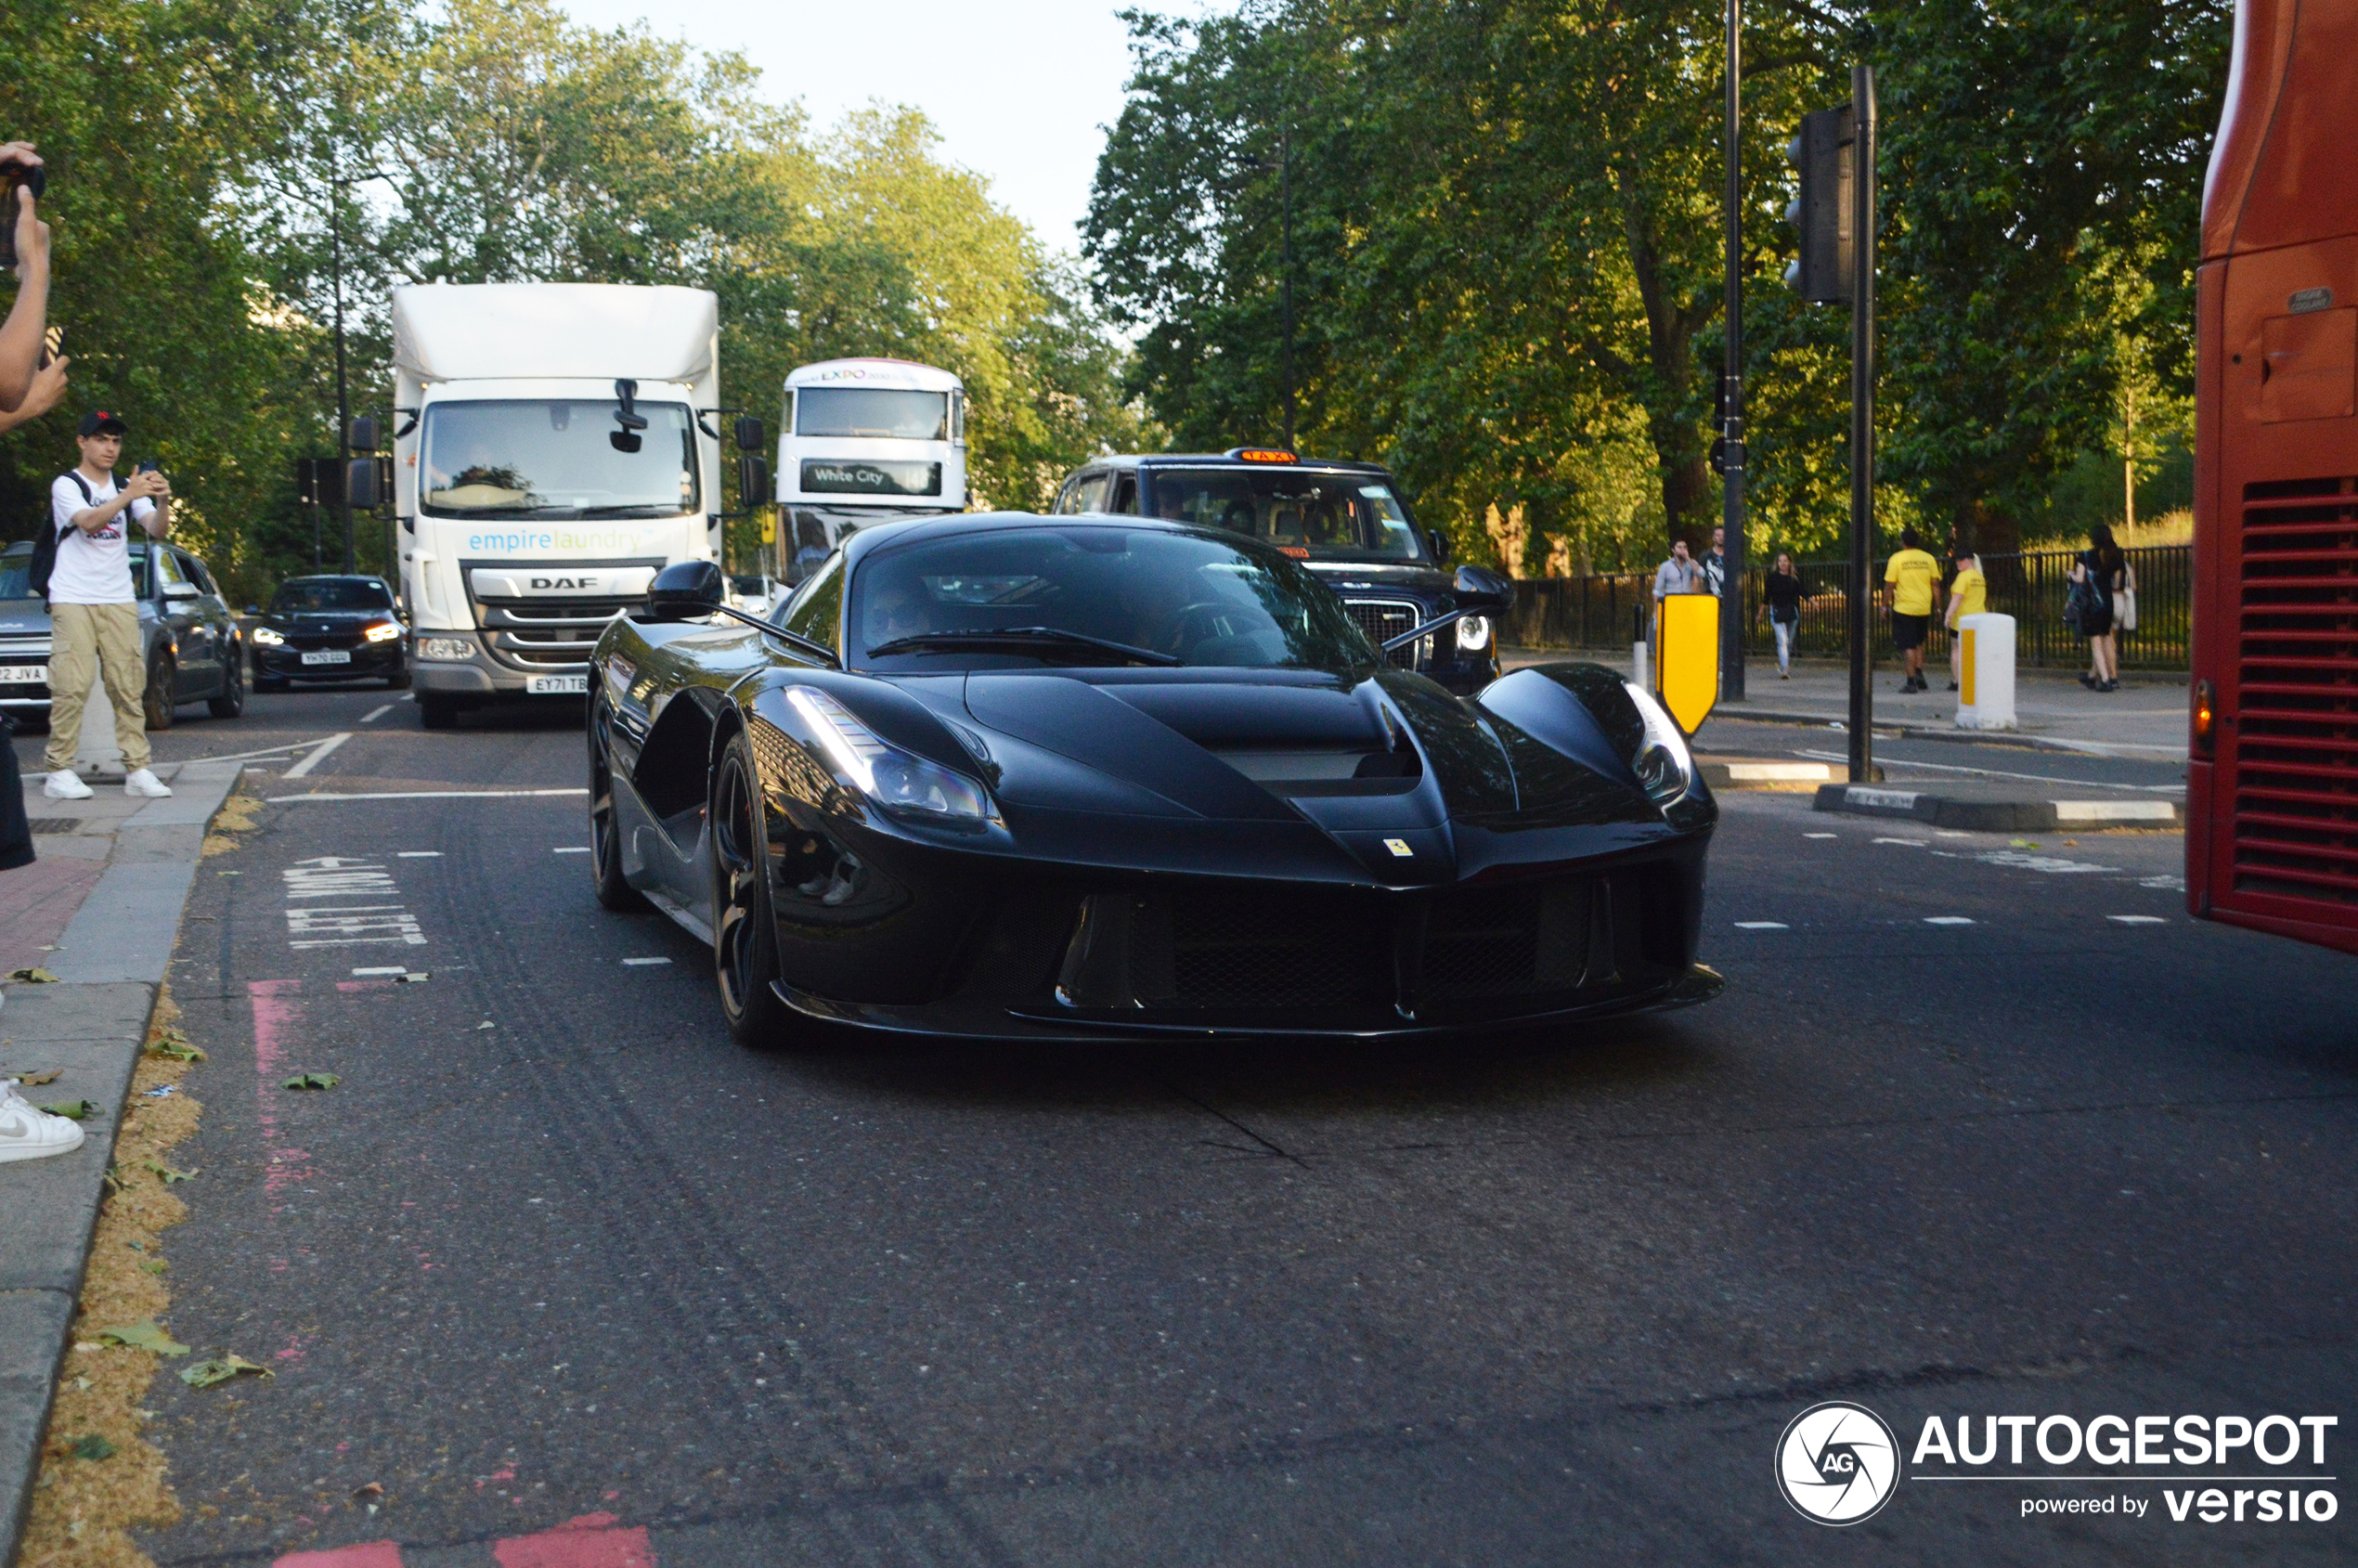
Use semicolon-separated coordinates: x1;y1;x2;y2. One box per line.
1924;916;1975;926
1796;747;2186;796
396;850;441;858
2108;914;2169;925
1873;836;1928;847
553;846;590;854
352;965;407;976
269;788;590;802
621;956;673;966
282;732;354;780
1803;832;1836;839
360;704;395;722
1732;922;1789;930
282;857;427;950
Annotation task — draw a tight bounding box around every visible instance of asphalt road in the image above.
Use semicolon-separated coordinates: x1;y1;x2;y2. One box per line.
19;685;2355;1565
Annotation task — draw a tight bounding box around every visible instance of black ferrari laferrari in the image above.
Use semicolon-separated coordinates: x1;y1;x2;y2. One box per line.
587;513;1719;1046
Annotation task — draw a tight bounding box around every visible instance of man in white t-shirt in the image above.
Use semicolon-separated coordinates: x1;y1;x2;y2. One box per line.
41;408;175;799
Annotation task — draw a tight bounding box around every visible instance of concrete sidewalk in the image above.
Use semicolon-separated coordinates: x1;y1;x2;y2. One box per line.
1504;649;2189;758
0;758;243;1566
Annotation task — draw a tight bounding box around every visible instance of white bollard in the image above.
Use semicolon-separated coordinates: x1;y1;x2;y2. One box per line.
1632;639;1651;692
1955;612;2017;731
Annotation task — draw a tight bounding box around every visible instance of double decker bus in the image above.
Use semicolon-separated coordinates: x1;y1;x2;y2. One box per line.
2187;0;2358;952
773;359;967;584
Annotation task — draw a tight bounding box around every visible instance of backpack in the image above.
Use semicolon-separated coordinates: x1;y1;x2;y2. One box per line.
2063;568;2103;635
26;473;93;603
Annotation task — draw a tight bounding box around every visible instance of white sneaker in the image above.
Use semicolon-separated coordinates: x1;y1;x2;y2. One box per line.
124;768;174;798
44;770;93;800
0;1080;87;1164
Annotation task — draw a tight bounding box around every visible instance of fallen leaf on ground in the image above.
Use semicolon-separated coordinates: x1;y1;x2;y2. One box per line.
143;1160;197;1185
6;967;59;984
147;1035;207;1062
282;1072;340;1091
98;1321;190;1356
180;1354;273;1389
41;1100;98;1121
395;972;430;984
3;1068;62;1086
70;1435;117;1461
352;1483;383;1500
476;1020;496;1030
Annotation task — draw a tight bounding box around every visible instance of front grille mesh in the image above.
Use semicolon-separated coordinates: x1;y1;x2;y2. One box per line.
1341;598;1426;670
2232;477;2358;905
1165;888;1387;1008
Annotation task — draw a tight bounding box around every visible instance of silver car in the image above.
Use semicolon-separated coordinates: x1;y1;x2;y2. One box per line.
0;538;247;732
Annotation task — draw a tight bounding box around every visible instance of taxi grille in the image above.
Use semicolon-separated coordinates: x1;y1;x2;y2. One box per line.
1341;598;1427;670
2230;477;2358;906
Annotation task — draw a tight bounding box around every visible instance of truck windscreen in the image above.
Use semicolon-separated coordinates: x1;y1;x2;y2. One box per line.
1150;470;1425;561
795;389;948;440
421;399;699;518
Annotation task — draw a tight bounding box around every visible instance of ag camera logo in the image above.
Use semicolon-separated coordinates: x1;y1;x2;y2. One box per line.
1778;1401;1902;1524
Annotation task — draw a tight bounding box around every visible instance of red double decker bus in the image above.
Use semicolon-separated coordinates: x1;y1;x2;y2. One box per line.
2188;0;2358;952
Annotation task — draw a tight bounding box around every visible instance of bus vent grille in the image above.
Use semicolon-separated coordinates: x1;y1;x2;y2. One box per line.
2233;478;2358;905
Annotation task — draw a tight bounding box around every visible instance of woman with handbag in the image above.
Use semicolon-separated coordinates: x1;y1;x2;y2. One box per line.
1761;551;1803;678
2069;524;2132;692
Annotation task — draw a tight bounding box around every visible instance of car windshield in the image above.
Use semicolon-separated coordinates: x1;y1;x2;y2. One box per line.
1150;469;1426;561
421;398;699;519
272;579;395;613
851;525;1381;673
0;545;29;601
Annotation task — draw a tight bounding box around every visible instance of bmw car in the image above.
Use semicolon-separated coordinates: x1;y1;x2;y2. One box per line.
249;575;409;691
1053;449;1502;694
588;513;1717;1048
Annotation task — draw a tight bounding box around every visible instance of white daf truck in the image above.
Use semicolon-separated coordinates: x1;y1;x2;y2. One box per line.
391;283;729;729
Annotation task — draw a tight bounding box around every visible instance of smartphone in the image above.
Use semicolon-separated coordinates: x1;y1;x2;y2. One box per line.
0;164;45;271
37;325;60;369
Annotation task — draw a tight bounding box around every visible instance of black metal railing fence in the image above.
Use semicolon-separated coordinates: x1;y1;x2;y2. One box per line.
1500;545;2190;670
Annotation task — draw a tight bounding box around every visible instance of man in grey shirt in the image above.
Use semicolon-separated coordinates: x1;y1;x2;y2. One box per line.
1652;538;1698;603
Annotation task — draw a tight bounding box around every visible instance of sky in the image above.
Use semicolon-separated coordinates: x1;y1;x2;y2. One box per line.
555;0;1230;253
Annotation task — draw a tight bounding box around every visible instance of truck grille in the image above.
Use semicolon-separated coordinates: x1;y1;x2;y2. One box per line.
472;596;637;670
2230;477;2358;906
1341;598;1427;670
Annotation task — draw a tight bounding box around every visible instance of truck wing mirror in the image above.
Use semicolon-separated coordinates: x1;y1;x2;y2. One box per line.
348;415;381;453
737;454;771;510
345;457;384;511
734;414;763;452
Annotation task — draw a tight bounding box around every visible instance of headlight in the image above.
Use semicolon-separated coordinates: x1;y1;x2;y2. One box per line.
417;636;475;662
364;620;404;643
1456;614;1492;652
1623;681;1695;808
785;687;995;827
251;627;285;647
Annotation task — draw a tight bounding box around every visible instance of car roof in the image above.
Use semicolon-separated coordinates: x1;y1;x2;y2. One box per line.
279;574;385;583
1082;452;1393;476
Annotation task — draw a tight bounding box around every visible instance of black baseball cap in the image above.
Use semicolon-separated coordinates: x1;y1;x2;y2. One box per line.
78;408;127;436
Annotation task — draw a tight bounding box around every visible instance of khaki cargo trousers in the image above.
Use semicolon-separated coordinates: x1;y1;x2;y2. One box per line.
42;600;149;774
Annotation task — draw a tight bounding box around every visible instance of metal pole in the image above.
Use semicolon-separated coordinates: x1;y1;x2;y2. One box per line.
1280;125;1295;452
1719;0;1746;701
332;182;354;575
1846;65;1877;783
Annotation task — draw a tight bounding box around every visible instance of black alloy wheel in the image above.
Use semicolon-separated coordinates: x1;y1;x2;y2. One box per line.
588;698;648;913
711;730;799;1049
142;653;175;731
207;648;246;719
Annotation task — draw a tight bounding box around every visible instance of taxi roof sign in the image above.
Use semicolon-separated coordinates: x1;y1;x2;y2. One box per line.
1226;447;1299;463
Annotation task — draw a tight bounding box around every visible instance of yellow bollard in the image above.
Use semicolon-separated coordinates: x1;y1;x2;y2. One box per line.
1656;593;1720;735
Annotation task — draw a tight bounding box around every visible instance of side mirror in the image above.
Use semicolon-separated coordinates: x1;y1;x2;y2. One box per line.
1429;529;1451;563
737;454;771;510
641;560;725;623
348;415;381;453
734;414;764;452
345;457;383;510
611;378;647;454
1451;564;1514;613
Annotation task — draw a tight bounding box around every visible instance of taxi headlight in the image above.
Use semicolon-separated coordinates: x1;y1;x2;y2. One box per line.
1623;680;1695;807
417;636;475;662
251;627;285;647
364;620;404;643
786;687;995;827
1456;614;1492;652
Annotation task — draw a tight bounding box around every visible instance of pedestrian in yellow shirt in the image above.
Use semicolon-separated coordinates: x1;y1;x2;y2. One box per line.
1881;527;1944;693
1944;546;1987;691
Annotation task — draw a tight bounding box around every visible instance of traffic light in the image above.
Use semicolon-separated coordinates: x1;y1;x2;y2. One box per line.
1784;107;1855;305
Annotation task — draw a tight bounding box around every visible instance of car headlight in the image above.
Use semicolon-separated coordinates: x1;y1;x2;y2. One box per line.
785;687;996;827
417;636;475;662
1623;680;1695;807
364;620;404;643
1456;614;1492;652
251;627;285;647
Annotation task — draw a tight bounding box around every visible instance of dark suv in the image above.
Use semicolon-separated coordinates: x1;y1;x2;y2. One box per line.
1051;450;1503;694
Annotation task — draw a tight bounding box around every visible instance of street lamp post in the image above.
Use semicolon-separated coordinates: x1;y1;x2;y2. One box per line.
1720;0;1747;701
330;180;353;576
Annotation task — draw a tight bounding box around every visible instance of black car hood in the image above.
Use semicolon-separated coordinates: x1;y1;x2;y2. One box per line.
952;667;1650;833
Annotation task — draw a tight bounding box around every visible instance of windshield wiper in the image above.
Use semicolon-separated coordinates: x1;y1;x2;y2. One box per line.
574;505;676;519
865;627;1180;667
